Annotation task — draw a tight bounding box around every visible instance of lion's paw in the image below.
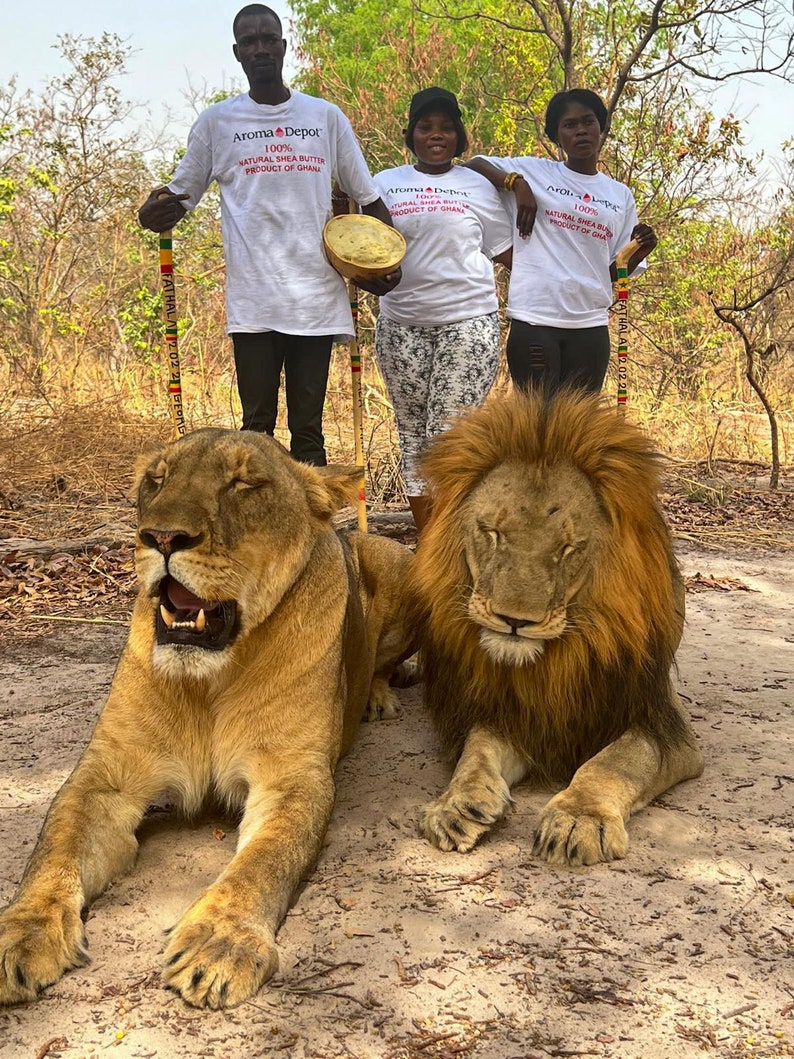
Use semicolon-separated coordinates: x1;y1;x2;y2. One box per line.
0;899;88;1005
390;654;422;688
421;777;512;853
533;792;629;866
163;901;278;1009
161;902;279;1008
364;676;401;722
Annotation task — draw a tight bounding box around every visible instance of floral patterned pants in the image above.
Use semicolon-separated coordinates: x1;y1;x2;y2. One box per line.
375;312;500;494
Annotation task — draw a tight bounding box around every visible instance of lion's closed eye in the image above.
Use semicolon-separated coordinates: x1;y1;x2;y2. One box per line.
229;475;270;492
145;460;168;488
476;521;501;546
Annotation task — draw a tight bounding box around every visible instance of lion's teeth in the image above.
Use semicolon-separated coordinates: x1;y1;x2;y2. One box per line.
160;606;207;633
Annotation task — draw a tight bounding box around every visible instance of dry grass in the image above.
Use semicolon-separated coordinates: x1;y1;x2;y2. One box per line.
2;340;792;556
0;345;406;543
0;403;166;543
2;366;793;640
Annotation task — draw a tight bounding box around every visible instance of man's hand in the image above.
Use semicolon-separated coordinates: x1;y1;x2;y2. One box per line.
631;223;657;257
138;188;190;233
354;267;402;297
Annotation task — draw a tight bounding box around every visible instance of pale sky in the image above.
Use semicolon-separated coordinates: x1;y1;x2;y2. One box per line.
1;0;791;179
0;1;296;139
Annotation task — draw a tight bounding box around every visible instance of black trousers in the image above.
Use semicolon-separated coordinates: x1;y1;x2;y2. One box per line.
506;320;611;395
231;331;334;467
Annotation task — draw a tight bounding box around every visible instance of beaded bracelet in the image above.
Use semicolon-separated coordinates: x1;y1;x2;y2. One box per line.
502;171;523;191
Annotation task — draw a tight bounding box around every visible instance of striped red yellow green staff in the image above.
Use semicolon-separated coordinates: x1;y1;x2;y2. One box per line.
159;230;186;438
348;287;367;531
614;238;641;414
347;201;367;532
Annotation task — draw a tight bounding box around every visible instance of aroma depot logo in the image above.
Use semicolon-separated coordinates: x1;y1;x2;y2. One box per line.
233;125;322;141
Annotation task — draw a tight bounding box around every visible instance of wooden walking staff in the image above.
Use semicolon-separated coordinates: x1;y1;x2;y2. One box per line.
348;200;368;532
614;237;641;414
158;224;186;438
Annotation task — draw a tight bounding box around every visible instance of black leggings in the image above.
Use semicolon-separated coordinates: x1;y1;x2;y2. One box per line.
506;321;611;395
231;331;333;467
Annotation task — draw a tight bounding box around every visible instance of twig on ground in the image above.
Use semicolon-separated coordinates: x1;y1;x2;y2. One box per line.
34;1039;68;1059
722;1002;758;1018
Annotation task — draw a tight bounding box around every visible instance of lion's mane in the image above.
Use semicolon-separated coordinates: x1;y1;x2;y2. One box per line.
408;391;688;782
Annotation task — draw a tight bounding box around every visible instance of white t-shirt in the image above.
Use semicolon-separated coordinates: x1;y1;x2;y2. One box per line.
479;156;643;328
372;165;512;326
169;90;380;338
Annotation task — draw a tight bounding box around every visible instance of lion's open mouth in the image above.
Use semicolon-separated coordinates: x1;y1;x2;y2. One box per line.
156;575;238;651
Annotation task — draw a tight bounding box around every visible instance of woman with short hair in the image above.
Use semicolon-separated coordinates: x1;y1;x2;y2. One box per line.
369;87;513;533
467;88;657;396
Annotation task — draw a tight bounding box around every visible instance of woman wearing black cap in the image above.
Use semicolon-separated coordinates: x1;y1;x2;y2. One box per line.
466;89;657;397
371;87;513;534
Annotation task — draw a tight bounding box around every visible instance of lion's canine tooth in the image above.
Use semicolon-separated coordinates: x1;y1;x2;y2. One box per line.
195;609;206;632
160;605;175;628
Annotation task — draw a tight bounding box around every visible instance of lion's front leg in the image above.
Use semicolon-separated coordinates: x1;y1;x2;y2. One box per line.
163;764;335;1009
421;727;528;853
0;736;159;1005
534;723;704;866
348;531;416;724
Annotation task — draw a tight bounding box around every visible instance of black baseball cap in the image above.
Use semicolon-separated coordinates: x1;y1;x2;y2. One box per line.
407;87;462;124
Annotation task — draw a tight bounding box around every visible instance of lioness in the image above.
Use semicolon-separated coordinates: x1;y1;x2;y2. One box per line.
0;428;414;1009
408;391;704;864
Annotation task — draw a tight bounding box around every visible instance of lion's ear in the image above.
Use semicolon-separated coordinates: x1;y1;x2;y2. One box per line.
302;464;362;520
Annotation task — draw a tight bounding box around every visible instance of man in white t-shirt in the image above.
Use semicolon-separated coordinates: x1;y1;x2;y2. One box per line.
138;4;398;466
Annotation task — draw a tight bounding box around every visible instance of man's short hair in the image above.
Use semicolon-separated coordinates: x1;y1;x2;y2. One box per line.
233;4;283;39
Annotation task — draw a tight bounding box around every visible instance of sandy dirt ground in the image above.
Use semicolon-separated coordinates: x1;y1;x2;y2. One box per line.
0;544;792;1059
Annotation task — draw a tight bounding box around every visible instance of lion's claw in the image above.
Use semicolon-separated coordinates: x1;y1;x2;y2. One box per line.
421;777;512;852
163;911;278;1009
0;900;88;1005
534;796;629;865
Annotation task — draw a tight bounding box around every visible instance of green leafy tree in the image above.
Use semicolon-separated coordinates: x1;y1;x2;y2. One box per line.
291;0;794;473
0;34;149;394
291;0;552;168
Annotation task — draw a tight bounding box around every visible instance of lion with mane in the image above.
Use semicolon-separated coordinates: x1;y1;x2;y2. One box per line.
0;428;414;1009
409;390;703;865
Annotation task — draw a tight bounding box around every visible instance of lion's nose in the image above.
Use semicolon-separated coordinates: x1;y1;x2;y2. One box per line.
139;528;204;556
